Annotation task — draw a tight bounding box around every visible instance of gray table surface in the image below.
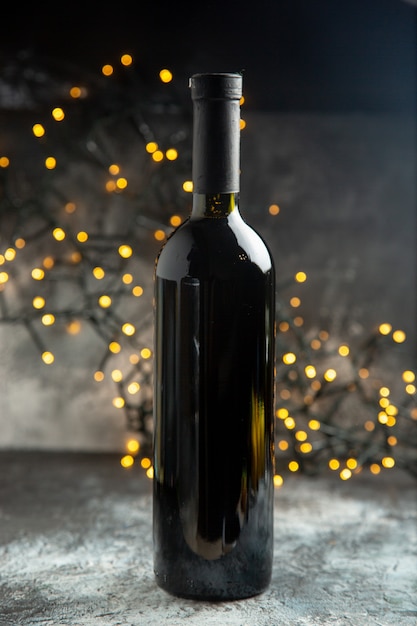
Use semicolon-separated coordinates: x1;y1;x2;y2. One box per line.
0;452;416;626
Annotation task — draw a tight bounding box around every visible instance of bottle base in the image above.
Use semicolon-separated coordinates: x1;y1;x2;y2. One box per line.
154;569;270;601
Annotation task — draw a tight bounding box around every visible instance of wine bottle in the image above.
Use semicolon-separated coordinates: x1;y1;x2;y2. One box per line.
153;72;275;600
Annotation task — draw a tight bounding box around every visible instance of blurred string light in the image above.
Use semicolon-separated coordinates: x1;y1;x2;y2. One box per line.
0;52;415;482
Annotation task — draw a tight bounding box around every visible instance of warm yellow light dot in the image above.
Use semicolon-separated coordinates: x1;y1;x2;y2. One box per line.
385;404;398;416
122;273;133;284
32;123;45;137
402;370;415;383
120;454;134;468
118;244;133;258
311;380;321;391
65;202;76;214
128;382;140;395
4;248;16;261
105;180;116;192
98;295;112;308
170;215;182;227
319;330;329;341
293;316;304;327
182;180;193;192
305;365;316;379
282;352;296;365
140;348;152;359
111;369;123;382
324;368;337;382
406;384;416;394
122;322;136;336
295;271;307;283
109;163;120;175
387;435;397;446
308;419;321;431
290;296;301;308
92;267;105;280
52;107;65;121
378;412;388;424
0;272;9;284
279;321;290;332
278;440;289;451
146;466;154;479
273;474;284;488
338;345;350;357
52;227;65;241
132;285;144;297
295;430;307;442
166;148;178;161
94;370;104;382
358;368;369;379
67;320;81;335
121;53;133;66
126;439;140;453
346;458;358;470
76;231;88;242
288;461;299;472
379;322;392;335
311;339;321;350
392;330;406;343
340;468;352;480
268;204;280;216
152;150;164;162
159;68;173;83
129;353;140;364
154;230;166;241
102;64;114;76
43;256;54;269
41;313;55;326
240;118;246;130
329;459;340;470
370;463;381;475
15;238;25;249
379;386;390;397
33;296;45;309
300;442;313;453
0;156;10;167
45;156;56;170
284;417;296;430
42;351;54;364
276;407;289;419
141;457;152;469
69;86;82;98
112;396;125;408
382;456;395;469
386;415;396;427
146;141;158;153
116;177;128;189
364;420;375;432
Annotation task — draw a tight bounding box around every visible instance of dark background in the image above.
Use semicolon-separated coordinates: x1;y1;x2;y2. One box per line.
0;0;416;450
2;0;416;112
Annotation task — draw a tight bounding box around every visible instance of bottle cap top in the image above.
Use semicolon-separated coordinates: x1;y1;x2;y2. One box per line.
189;73;242;100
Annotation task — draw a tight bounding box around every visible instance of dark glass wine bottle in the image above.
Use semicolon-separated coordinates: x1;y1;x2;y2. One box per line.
153;72;275;600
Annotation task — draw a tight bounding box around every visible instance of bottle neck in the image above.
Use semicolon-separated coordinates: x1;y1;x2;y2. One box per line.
191;192;239;219
191;97;241;196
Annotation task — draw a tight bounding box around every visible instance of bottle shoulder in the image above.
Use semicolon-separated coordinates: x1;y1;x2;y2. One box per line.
155;212;274;281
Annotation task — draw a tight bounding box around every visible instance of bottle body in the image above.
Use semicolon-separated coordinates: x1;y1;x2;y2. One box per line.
153;197;275;599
